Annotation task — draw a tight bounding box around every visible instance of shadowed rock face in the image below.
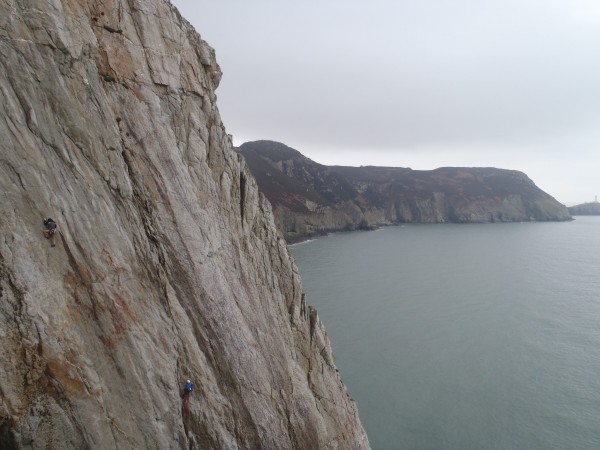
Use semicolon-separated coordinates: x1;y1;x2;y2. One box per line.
0;2;369;449
238;141;572;242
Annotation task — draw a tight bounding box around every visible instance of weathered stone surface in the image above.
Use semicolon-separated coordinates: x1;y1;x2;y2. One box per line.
238;141;572;242
0;1;369;449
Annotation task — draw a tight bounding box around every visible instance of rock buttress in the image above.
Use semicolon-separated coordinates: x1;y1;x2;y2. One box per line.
0;0;370;448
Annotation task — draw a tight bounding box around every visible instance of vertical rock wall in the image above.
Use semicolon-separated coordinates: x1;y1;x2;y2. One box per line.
0;1;370;448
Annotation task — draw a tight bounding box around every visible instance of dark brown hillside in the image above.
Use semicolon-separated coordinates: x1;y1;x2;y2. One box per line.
238;141;571;241
238;144;327;213
239;141;357;204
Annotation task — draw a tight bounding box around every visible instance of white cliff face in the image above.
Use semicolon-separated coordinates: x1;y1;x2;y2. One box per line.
0;1;370;448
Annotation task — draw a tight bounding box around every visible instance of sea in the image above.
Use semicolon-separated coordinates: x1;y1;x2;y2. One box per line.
289;216;600;450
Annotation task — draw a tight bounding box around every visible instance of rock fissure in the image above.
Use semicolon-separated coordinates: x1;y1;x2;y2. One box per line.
102;25;123;34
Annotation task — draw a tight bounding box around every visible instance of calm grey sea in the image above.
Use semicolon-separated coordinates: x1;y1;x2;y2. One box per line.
290;216;600;450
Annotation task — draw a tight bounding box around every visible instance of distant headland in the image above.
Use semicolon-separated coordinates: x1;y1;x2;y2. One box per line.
237;140;572;242
568;197;600;215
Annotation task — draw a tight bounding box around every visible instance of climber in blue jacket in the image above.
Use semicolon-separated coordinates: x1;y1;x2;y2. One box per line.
184;379;193;398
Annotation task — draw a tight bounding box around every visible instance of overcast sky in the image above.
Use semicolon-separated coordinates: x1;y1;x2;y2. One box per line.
172;0;600;205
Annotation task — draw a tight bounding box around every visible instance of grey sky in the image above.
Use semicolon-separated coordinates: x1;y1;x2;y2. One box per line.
172;0;600;205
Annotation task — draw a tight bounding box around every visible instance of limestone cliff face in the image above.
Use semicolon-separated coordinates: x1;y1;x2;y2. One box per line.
238;141;572;242
0;2;369;449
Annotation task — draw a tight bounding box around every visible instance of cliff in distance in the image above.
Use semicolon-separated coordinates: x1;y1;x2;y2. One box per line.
237;141;572;242
0;1;369;449
568;201;600;215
